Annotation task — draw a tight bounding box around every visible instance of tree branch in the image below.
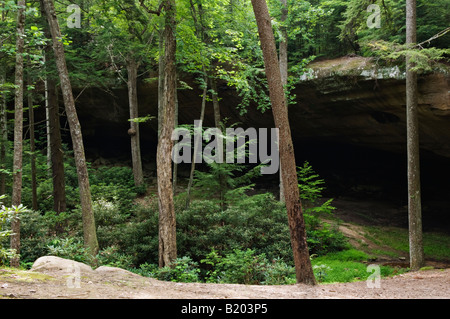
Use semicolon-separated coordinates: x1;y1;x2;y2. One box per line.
415;27;450;49
139;0;164;16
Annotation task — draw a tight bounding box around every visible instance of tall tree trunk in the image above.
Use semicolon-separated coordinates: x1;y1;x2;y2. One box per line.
10;0;26;268
172;82;178;194
127;57;144;187
27;65;38;211
406;0;424;271
0;67;7;195
40;1;67;215
43;54;52;172
278;0;288;204
157;0;177;268
210;76;221;129
43;0;99;258
48;81;67;215
251;0;315;285
185;74;207;209
0;3;7;193
158;24;165;139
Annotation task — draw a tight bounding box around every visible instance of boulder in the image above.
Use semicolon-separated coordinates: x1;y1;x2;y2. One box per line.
31;256;94;275
95;266;142;278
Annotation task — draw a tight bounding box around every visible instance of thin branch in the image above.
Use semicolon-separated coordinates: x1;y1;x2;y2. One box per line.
139;0;164;16
106;42;127;83
415;27;450;49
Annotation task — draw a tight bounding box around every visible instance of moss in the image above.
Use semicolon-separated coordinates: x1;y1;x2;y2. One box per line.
0;267;55;283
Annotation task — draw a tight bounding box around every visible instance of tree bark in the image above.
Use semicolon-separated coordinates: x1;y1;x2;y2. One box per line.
185;75;207;209
0;67;7;195
127;57;144;187
406;0;424;271
43;0;99;257
0;5;7;193
251;0;315;285
210;76;221;129
172;82;178;194
48;82;67;215
10;0;26;268
158;24;165;139
157;0;177;268
40;0;67;215
27;65;38;211
278;0;288;204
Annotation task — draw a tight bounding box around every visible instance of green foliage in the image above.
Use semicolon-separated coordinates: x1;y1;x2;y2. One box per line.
0;199;18;265
154;256;201;283
311;249;407;283
201;248;268;285
336;0;450;57
0;200;29;266
191;161;261;208
199;248;296;285
368;40;450;73
46;237;94;265
96;245;134;269
298;161;326;203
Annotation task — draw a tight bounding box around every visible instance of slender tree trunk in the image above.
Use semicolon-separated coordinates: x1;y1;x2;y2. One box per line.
278;0;288;204
0;68;7;195
43;0;99;258
43;54;51;172
406;0;424;271
48;81;67;215
210;77;221;129
127;57;144;187
185;75;207;209
10;0;26;268
251;0;315;285
158;24;165;139
157;0;177;268
0;4;7;195
172;82;178;194
40;1;67;214
27;65;38;211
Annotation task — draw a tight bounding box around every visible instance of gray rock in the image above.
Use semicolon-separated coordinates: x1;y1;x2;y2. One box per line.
31;256;94;275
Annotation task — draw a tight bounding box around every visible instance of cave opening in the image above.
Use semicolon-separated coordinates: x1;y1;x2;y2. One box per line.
291;140;450;233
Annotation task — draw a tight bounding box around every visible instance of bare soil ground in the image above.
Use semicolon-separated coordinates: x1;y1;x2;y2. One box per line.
0;264;449;299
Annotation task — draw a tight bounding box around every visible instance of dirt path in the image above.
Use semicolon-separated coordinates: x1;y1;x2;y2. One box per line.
1;259;448;299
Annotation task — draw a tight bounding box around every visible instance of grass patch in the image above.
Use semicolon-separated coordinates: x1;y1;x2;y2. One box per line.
311;249;407;284
0;267;54;283
364;226;450;261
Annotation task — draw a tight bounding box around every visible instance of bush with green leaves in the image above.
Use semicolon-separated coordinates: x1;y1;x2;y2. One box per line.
18;157;347;278
200;248;297;285
0;199;25;265
201;248;268;285
153;256;201;283
99;161;347;269
46;237;94;265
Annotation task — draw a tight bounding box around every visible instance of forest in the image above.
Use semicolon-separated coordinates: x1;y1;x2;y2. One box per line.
0;0;449;298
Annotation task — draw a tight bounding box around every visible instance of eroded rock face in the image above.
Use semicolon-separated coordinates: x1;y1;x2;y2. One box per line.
291;56;450;158
73;56;449;161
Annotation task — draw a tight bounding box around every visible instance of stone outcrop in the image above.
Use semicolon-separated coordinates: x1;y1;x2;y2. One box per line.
74;56;449;161
290;56;450;158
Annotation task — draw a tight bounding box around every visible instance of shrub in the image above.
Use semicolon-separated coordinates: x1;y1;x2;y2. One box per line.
154;256;201;283
0;201;23;266
46;237;94;265
262;258;296;285
201;248;268;285
96;246;134;269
